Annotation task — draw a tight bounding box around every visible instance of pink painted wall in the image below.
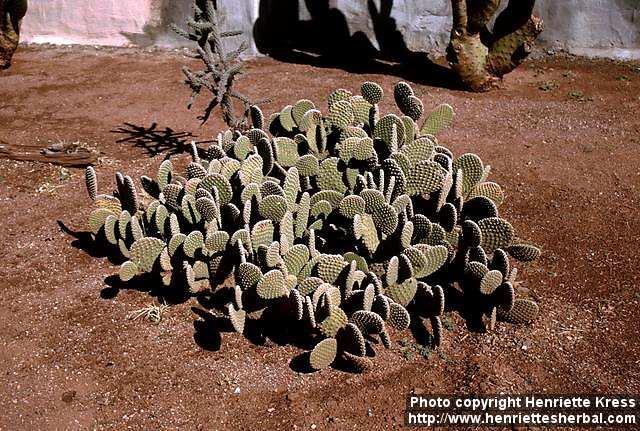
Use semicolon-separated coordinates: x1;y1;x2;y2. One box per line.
21;0;157;46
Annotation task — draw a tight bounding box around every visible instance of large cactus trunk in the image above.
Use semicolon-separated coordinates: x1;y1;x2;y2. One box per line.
0;0;27;69
447;0;543;91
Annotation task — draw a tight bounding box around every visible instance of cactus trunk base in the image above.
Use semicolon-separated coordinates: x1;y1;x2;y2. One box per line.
447;0;543;92
0;0;27;70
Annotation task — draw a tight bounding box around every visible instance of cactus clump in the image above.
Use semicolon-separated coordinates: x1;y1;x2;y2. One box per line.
81;80;540;373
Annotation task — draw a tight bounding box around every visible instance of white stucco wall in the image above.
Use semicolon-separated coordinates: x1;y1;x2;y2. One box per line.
20;0;640;59
21;0;156;46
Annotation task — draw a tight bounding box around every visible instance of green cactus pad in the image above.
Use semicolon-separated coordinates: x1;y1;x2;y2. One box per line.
417;244;450;276
309;337;337;370
372;203;399;236
478;217;514;252
119;260;139;282
297;276;321;296
385;256;399;287
317;157;347;193
360;189;386;212
386;277;418;307
220;157;241;180
469;181;504;206
227;303;246;334
204;230;229;254
240;182;261;205
265;241;281;267
393;81;414;104
157;159;173;191
309;200;330;220
250;105;264;129
406;161;446;196
351;310;385;335
353;213;380;254
343;252;369;273
349;96;373;125
337;323;367;356
183;230;204;258
129;237;164;273
280;105;296;132
186;161;207;180
388;302;411;330
491;248;510;278
426;223;446;245
494;281;515;311
421;103;454;136
339;195;366;218
299;109;322;132
273;137;299;167
88;208;113;235
251;219;275;252
181;194;201;225
162;183;183;211
316;254;347;284
328;88;353;107
398;95;424;121
439;203;458;232
360;81;383;105
167;233;186;256
453;153;484;196
506;244;541;262
311;190;344;208
461;220;482;248
232;136;252;161
374;114;405;149
480;269;503;295
103;215;118;245
370;293;389;319
195;197;219;223
258;194;288;222
239;154;264;186
291;99;316;126
498;299;539;324
85;166;97;200
296;154;320;177
319;305;348;337
95;195;122;215
237;262;262;290
257;269;289;300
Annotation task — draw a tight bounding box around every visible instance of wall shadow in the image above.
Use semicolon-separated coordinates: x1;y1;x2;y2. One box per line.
253;0;459;89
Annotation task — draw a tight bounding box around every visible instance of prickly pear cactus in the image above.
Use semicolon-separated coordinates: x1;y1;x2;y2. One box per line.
81;80;540;373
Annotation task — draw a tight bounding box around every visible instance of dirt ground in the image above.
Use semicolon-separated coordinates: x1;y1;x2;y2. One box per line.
0;45;639;430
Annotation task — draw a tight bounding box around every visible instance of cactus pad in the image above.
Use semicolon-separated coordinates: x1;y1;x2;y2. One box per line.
388;302;411;330
257;269;288;300
421;103;454;136
309;338;337;370
227;303;246;334
351;310;384;335
119;261;139;282
386;278;418;307
130;237;165;272
478;217;514;252
498;299;539;324
506;244;541;262
406;161;446;196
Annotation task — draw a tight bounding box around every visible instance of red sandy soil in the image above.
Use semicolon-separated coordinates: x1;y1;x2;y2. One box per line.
0;46;639;430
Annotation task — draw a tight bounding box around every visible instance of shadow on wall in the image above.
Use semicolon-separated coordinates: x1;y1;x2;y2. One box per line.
253;0;459;88
122;0;194;45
